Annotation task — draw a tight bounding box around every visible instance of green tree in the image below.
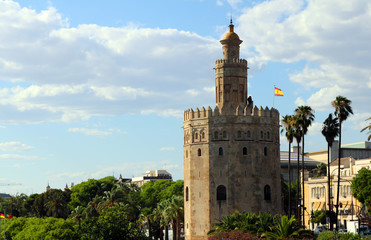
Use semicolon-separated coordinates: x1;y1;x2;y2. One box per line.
295;105;315;225
4;217;80;240
332;95;353;230
80;204;148;240
351;168;371;214
262;215;312;240
281;114;295;217
68;176;115;210
44;191;69;218
292;114;302;222
321;113;339;230
312;163;327;177
361;117;371;141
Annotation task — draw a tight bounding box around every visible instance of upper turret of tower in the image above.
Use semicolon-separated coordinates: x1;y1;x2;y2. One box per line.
220;20;243;60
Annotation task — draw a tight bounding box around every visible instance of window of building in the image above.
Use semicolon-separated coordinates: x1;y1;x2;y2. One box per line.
202;132;205;139
195;132;198;140
267;131;270;140
186;187;189;201
214;131;218;140
223;131;227;138
260;131;263;139
217;185;226;201
243;147;247;155
219;147;223;156
247;131;251;138
198;148;201;156
264;185;271;201
264;147;268;156
237;131;242;138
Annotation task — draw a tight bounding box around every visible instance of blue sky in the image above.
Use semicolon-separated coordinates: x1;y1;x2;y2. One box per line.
0;0;370;195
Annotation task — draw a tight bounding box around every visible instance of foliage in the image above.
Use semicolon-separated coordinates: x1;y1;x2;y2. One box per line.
321;113;339;146
312;163;327;177
351;168;371;214
79;204;149;240
208;230;260;240
361;117;371;141
4;217;80;240
32;189;70;218
262;215;312;240
310;210;336;225
68;176;116;210
317;230;364;240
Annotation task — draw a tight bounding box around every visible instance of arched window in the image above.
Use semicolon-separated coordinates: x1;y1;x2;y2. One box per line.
214;131;219;140
247;131;251;138
217;185;226;201
219;147;223;156
260;131;263;139
264;185;271;201
267;131;270;140
186;187;189;202
198;148;201;156
237;131;242;138
195;132;198;139
264;147;268;156
243;147;247;155
223;131;227;138
202;132;205;139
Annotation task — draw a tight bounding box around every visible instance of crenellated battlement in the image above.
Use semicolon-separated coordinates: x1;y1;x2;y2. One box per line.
183;104;279;121
215;59;247;64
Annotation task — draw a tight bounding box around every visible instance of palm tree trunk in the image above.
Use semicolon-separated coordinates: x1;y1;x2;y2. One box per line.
296;141;301;224
160;226;164;240
165;225;169;240
336;123;342;231
176;212;181;240
148;219;152;239
302;135;305;227
172;220;176;240
327;143;333;230
288;142;291;218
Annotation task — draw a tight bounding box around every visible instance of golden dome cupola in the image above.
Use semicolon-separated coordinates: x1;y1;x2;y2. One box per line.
220;19;242;60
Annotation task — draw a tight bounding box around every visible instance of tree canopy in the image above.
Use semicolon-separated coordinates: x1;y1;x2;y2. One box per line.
351;168;371;214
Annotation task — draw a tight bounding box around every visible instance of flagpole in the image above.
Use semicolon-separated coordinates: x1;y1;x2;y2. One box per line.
273;85;275;108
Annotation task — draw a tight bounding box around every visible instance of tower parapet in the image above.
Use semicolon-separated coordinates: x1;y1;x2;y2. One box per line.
183;105;279;121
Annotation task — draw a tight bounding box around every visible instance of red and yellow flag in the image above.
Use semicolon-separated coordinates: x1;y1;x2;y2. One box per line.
0;213;5;219
274;87;284;96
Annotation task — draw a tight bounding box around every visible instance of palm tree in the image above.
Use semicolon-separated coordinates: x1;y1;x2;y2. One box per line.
70;206;84;226
332;95;353;231
292;115;302;223
139;207;154;239
361;117;371;140
281;115;295;217
262;215;312;240
44;192;69;218
295;105;315;226
86;195;102;218
166;195;184;240
321;113;339;230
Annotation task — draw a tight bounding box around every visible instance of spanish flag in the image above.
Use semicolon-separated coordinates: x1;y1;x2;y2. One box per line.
274;87;284;96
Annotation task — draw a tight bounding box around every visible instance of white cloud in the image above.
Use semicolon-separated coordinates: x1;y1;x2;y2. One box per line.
0;154;42;161
237;0;371;114
0;142;33;152
68;128;112;136
160;147;175;151
0;1;219;124
307;122;322;136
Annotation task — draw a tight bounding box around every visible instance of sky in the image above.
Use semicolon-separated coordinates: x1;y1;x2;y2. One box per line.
0;0;370;195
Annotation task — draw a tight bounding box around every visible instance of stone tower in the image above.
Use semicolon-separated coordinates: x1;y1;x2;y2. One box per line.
183;21;281;240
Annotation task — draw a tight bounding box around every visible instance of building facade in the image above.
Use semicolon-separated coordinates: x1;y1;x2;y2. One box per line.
303;157;370;230
183;22;281;240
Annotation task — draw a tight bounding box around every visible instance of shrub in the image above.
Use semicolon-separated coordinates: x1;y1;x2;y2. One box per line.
208;230;260;240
